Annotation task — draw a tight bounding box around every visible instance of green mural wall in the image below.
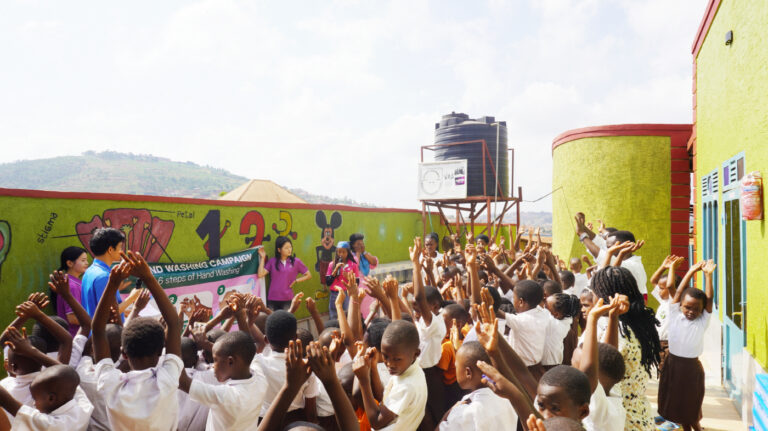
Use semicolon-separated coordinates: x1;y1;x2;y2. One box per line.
0;189;446;328
695;0;768;368
551;135;672;307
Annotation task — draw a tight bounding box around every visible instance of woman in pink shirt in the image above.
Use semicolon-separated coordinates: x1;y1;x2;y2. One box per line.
53;246;89;337
325;241;360;320
259;236;312;311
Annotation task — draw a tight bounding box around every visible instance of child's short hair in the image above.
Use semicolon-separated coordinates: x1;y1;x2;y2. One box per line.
123;317;165;358
32;364;80;401
443;303;470;325
382;320;419;352
597;343;625;383
105;323;123;361
457;341;490;366
296;328;314;348
499;303;516;315
365;320;390;350
559;270;575;289
539;365;591;407
207;329;227;344
607;230;635;244
425;232;440;243
551;294;581;318
580;289;595;301
514;280;544;307
682;287;707;309
476;234;490;245
89;227;126;256
424;286;443;307
486;286;502;313
181;338;199;368
214;331;257;364
542;280;563;297
266;310;297;351
32;316;70;352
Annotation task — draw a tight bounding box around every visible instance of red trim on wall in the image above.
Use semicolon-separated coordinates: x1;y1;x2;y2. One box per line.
0;188;423;214
551;123;692;153
692;0;722;57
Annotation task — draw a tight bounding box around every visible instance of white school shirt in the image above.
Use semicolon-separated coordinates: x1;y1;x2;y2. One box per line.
377;361;392;388
652;288;671;341
590;235;607;260
95;354;183;431
572;273;589;297
0;372;38;422
252;349;320;416
541;316;573;366
498;286;515;303
621;255;648;295
189;368;265;431
438;387;518;431
504;307;550;366
380;361;428;431
316;379;335;418
583;385;626;431
416;312;447;368
12;387;93;431
178;368;217;431
68;334;110;431
668;304;711;358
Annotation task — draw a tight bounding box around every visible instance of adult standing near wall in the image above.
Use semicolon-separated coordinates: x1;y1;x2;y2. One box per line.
81;228;139;318
53;246;89;336
258;236;311;311
349;233;378;316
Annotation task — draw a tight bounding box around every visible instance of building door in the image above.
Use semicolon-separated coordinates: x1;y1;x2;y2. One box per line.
721;155;746;408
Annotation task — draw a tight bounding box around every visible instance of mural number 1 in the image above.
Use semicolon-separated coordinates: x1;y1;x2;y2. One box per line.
197;210;231;259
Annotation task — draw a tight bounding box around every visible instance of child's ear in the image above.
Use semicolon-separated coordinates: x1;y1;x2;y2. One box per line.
578;403;590;420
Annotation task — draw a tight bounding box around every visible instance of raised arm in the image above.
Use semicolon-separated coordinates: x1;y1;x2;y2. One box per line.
258;341;311;431
93;261;133;362
4;327;61;369
353;346;398;429
672;260;704;305
410;237;432;326
465;245;482;305
307;342;359;431
49;271;91;336
649;255;674;286
305;297;325;334
257;247;268;278
122;251;181;357
343;274;364;342
601;294;629;349
16;300;73;365
580;298;615;393
204;304;235;333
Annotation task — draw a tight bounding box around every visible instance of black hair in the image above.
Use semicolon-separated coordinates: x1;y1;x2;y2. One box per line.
32;316;70;352
181;337;199;368
58;246;87;272
542;280;563;297
551;294;581;318
486;286;502;313
365;320;390;351
105;323;123;362
441;299;457;308
607;230;635;244
580;289;595;301
424;285;443;307
27;335;48;355
682;287;707;309
425;232;440;244
122;317;165;358
542;416;585;431
539;365;591;406
597;342;625;383
349;233;365;246
214;331;257;364
273;236;296;271
559;270;575;289
658;273;681;287
514;280;543;307
382;320;419;352
604;227;618;234
476;234;490;245
89;227;126;256
401;312;414;323
443;303;470;325
591;267;661;375
266;310;297;351
499;303;516;314
296;328;314;348
478;270;489;284
207;329;227;344
457;341;491;367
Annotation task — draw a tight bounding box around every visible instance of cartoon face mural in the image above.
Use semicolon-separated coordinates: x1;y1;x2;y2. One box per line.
0;221;10;275
75;209;175;262
314;211;342;284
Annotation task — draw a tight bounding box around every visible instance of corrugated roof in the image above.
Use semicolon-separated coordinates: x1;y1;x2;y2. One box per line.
219;179;307;204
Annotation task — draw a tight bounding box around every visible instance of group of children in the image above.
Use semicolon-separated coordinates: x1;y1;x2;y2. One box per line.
0;220;716;431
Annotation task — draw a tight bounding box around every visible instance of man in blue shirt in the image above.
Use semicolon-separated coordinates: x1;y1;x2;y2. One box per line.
81;227;126;317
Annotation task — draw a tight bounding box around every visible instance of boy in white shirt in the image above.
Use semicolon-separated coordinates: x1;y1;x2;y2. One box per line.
253;310;319;424
92;251;184;431
0;365;93;431
179;330;264;431
177;337;214;431
497;280;550;379
354;320;428;431
439;341;517;430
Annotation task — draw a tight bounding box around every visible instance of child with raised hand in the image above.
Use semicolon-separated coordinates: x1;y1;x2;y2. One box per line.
252;310;319;425
15;295;74;366
326;241;360;320
0;364;93;430
658;260;715;431
542;294;580;369
438;341;518;430
92;251;183;431
649;255;681;375
353;320;427;431
178;329;264;431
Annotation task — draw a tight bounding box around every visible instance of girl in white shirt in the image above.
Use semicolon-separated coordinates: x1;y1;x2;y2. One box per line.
543;293;581;368
658;259;715;431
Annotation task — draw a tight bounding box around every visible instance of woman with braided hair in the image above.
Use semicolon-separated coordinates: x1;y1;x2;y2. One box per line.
591;266;661;431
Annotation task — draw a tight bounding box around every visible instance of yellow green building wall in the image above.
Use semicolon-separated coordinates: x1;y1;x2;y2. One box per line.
551;135;672;306
694;0;768;368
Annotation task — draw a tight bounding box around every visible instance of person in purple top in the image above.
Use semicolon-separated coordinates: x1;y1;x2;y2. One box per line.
258;236;312;311
53;246;89;337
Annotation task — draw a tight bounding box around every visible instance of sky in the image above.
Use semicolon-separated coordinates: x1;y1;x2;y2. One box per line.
0;0;707;211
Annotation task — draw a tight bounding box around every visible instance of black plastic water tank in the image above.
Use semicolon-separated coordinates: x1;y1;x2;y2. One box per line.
434;112;509;197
